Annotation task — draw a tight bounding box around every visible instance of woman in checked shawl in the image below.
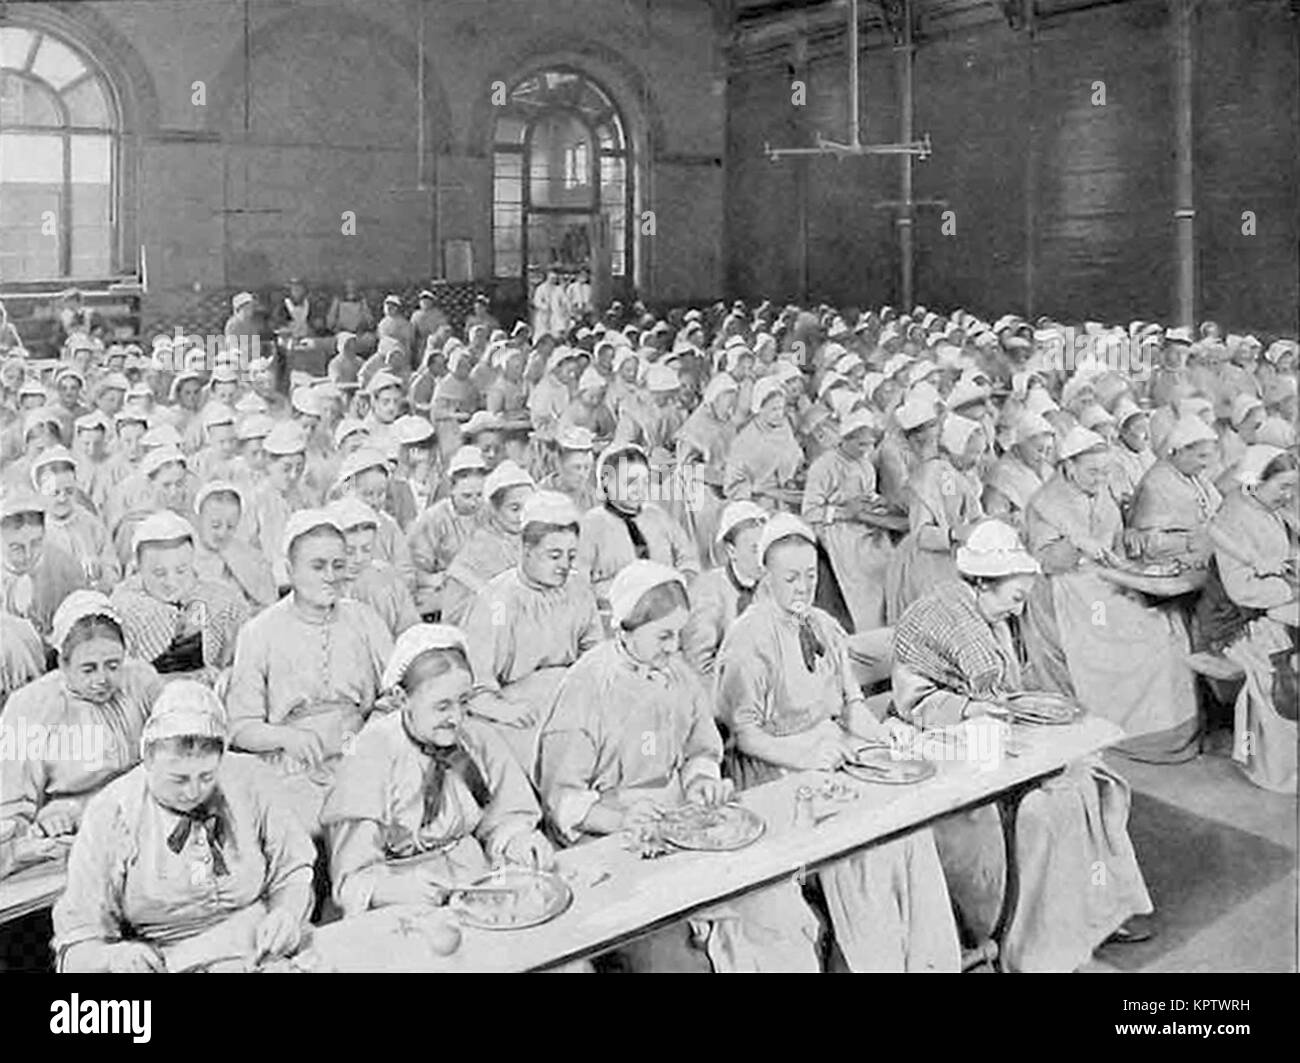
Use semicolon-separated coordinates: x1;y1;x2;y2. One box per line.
892;520;1154;971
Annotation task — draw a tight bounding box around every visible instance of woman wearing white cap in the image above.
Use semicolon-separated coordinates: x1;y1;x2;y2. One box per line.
440;460;536;627
329;497;421;639
1021;427;1199;762
680;500;767;677
722;375;804;514
54;680;316;972
1214;393;1269;494
0;592;162;856
1197;446;1297;792
330;447;415;589
1107;399;1155;515
460;492;604;769
226;511;393;828
483;343;529;421
675;372;739;560
892;520;1155;969
31;447;120;594
527;346;582;437
802;408;892;632
1126;415;1223;570
245;423;310;589
538;424;599;513
558;366;617;445
613;362;684;456
407;446;489;617
885;413;987;624
192;482;277;609
110;511;248;681
982;411;1055;533
714;515;961;972
537;560;821;972
1;493;87;637
321;624;552;918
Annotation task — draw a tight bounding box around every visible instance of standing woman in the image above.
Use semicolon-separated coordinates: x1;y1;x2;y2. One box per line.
536;561;821;973
713;516;961;972
885;412;985;623
1197;447;1298;792
53;680;315;972
0;592;162;846
322;625;554;918
892;522;1154;971
226;510;393;829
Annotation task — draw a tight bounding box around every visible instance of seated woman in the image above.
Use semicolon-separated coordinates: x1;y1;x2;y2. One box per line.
440;460;535;627
0;592;162;863
0;491;86;639
52;680;315;972
331;447;414;590
1127;415;1223;570
577;443;700;615
244;422;311;590
674;372;738;562
322;625;554;918
892;520;1155;971
723;377;804;514
407;446;488;618
192;482;277;610
536;561;821;973
460;491;604;769
0;610;44;711
31;446;121;594
330;497;421;638
681;501;767;679
886;412;986;623
108;443;193;570
1197;446;1298;793
538;425;599;514
1021;427;1199;762
110;511;247;683
714;515;961;972
226;510;393;829
981;411;1054;534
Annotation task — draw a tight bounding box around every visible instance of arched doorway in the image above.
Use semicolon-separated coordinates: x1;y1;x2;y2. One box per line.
492;68;632;314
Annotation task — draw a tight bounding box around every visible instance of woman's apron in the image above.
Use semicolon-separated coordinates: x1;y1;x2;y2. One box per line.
821;522;891;633
1224;617;1298;793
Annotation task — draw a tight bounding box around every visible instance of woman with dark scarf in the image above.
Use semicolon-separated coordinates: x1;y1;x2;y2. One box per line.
321;625;553;917
53;680;315;972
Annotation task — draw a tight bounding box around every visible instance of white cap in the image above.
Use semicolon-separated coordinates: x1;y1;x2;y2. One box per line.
49;590;122;654
140;679;227;753
758;512;816;563
608;560;686;627
715;500;768;545
131;510;195;556
381;624;469;689
482;459;535;502
955;520;1040;579
519;490;582;529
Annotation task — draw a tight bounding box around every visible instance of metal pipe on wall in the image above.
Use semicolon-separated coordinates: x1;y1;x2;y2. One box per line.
1173;0;1196;328
897;0;914;310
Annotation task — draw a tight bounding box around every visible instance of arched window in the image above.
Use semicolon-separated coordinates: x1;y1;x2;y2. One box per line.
0;25;118;280
492;69;631;297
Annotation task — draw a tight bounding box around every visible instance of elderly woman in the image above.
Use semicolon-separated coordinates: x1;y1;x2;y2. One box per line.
713;515;961;972
885;412;986;623
1021;427;1199;762
244;422;310;589
226;510;393;828
577;443;700;613
440;460;536;627
874;395;938;517
724;377;804;513
982;411;1055;533
614;363;684;455
560;367;618;443
1127;415;1223;570
53;681;315;972
330;447;414;589
681;501;767;678
802;409;892;632
1197;446;1298;793
0;592;162;862
191;481;276;610
30;446;120;593
330;497;421;639
108;442;193;568
110;511;247;682
460;492;604;769
536;561;821;972
892;521;1154;970
407;445;488;618
322;624;554;921
676;372;739;561
1108;398;1156;516
539;425;599;513
1;491;86;638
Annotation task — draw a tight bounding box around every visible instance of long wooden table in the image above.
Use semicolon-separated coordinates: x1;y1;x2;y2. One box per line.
0;861;66;924
305;714;1124;972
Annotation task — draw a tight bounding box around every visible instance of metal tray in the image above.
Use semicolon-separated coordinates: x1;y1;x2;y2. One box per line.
842;749;937;785
658;804;767;852
450;867;574;932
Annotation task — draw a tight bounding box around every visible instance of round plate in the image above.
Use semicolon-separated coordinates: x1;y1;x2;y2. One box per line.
659;804;767;852
1002;691;1083;725
842;750;938;785
450;867;573;932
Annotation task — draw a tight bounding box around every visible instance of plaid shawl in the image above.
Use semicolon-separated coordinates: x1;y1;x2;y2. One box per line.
110;576;248;670
893;580;1017;699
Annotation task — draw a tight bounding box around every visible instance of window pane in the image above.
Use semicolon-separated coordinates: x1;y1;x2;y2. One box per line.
493;204;522;231
0;27;35;69
493;150;522;180
494;174;521;205
493;249;521;279
30;35;85;91
71;135;111;184
70;135;112;277
493;117;526;145
0;133;62;280
0;131;63;181
1;73;63;127
600;156;625;201
63;77;109;128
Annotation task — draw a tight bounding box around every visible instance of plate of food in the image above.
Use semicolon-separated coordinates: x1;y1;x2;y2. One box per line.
658;803;767;852
1114;558;1183;578
449;867;573;931
841;747;937;785
998;691;1084;725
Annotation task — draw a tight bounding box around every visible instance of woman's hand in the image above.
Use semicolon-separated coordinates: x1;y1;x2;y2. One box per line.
620;796;667;832
106;942;165;974
279;729;326;770
800;735;847;772
685;776;735;807
254;909;302;962
502;830;556;871
35;806;80;838
963;700;1007;719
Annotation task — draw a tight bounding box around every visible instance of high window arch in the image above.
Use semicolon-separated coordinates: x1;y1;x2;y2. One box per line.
492;68;632;300
0;25;119;280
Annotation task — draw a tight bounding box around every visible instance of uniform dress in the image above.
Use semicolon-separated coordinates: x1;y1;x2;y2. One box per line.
892;580;1154;971
576;502;700;612
536;637;821;973
981;453;1046;534
52;756;315;962
723;419;804;512
713;592;961;973
0;544;87;638
43;505;121;594
676;402;735;564
342;561;421;639
1127;459;1223;570
440;519;519;628
407;498;483;616
461;568;605;769
0;661;162;832
679;562;758;679
193;539;278;610
0;613;44;710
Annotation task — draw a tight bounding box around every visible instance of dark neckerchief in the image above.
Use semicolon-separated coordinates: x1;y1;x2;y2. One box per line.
400;716;491;828
725;563;758;616
164;792;231;877
604;500;650;559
